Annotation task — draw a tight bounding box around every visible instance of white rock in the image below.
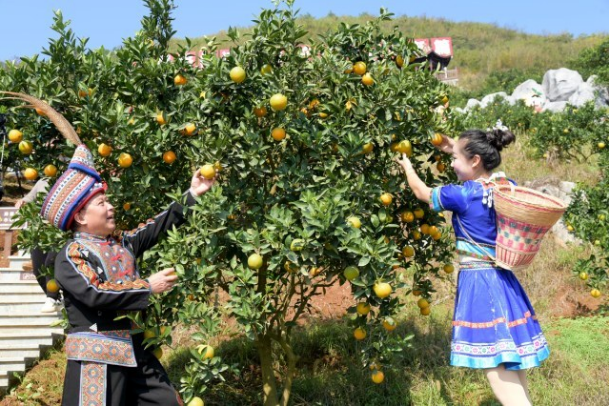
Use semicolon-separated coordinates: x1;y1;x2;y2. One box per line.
586;75;610;108
541;101;568;113
465;98;481;110
568;81;597;107
512;79;546;102
480;92;510;108
542;68;584;102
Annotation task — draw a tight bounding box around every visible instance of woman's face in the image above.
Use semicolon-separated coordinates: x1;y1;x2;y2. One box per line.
451;139;479;181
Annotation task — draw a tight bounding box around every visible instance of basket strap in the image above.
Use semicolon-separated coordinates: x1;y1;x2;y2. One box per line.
455;214;496;262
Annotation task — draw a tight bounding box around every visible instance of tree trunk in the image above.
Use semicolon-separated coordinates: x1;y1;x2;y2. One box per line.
257;334;280;406
279;334;298;406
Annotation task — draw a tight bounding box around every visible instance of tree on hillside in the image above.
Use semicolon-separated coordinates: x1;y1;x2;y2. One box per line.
1;1;457;404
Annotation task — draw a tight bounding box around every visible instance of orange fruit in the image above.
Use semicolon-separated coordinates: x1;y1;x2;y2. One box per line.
200;164;216;180
230;66;246;83
412;290;422;296
436;162;446;172
414;208;425;219
361;73;374;86
35;107;46;117
24;168;38;181
343;266;359;281
174;74;187;86
254;106;268;117
353;61;367;76
118;153;133;168
46;279;60;293
98;143;112;157
397;140;412;156
43;164;58;177
411;230;422;240
347;216;361;229
371;370;385;384
271;127;286;141
400;211;415;223
402;245;415;257
247;253;263;270
382;317;397;332
198;344;215;360
417;298;429;309
270;93;288;111
187;397;204;406
183;123;197;136
578;272;588;280
18;141;33;155
443;264;454;274
431;133;443;146
380;193;393;206
373;282;392;299
123;202;131;211
395;55;404;68
156;112;166;125
420;224;430;235
420;307;431;316
8;129;23;143
591;289;601;298
597;142;605;149
356;302;371;316
362;143;374;154
260;64;273;75
353;327;366;341
162;151;176;164
152;347;163;360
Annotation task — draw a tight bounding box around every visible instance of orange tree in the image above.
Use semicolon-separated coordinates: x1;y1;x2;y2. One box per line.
1;1;457;404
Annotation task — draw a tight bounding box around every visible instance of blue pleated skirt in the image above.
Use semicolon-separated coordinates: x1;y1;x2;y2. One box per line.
450;261;550;370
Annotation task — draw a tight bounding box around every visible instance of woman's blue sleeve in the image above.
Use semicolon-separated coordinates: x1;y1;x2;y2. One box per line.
429;184;467;213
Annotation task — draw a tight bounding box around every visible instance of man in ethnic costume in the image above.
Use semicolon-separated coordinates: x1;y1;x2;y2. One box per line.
1;92;213;406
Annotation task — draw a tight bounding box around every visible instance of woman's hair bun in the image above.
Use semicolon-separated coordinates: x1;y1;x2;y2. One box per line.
486;129;515;151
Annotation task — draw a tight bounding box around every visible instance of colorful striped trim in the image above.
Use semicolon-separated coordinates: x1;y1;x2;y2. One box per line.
67;242;150;292
453;311;537;328
429;186;444;212
67;331;136;367
79;362;106;406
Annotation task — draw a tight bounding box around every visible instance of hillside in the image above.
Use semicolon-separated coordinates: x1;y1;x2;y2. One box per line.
170;12;607;92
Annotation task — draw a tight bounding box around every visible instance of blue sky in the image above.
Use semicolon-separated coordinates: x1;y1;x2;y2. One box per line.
1;0;608;61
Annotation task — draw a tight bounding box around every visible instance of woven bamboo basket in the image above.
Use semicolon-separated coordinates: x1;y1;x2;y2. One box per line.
493;185;567;271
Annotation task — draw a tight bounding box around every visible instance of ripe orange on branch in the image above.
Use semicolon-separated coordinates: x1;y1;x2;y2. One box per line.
230;66;246;83
353;61;367;75
162;151;177;164
271;127;286;141
200;164;216;180
8;129;23;143
43;164;58;177
98;143;112;157
270;93;288;111
24;168;38;181
118;153;133;168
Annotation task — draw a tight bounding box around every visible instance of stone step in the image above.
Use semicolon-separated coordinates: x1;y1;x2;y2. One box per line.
9;256;31;269
0;358;26;373
0;372;8;390
0;333;55;347
0;292;48;304
2;301;61;314
0;280;45;294
0;325;64;336
0;268;37;281
1;346;45;359
0;313;62;327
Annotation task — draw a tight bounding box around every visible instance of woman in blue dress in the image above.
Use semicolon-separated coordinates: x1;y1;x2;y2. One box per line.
396;126;549;406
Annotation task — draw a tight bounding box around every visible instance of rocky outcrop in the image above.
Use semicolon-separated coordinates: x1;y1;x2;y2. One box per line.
460;68;608;113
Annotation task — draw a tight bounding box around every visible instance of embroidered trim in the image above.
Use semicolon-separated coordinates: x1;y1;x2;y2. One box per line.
80;362;107;406
68;242;149;292
453;311;537;328
451;333;548;358
66;331;137;367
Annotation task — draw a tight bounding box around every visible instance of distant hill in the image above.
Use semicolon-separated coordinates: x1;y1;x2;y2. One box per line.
170;12;607;91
